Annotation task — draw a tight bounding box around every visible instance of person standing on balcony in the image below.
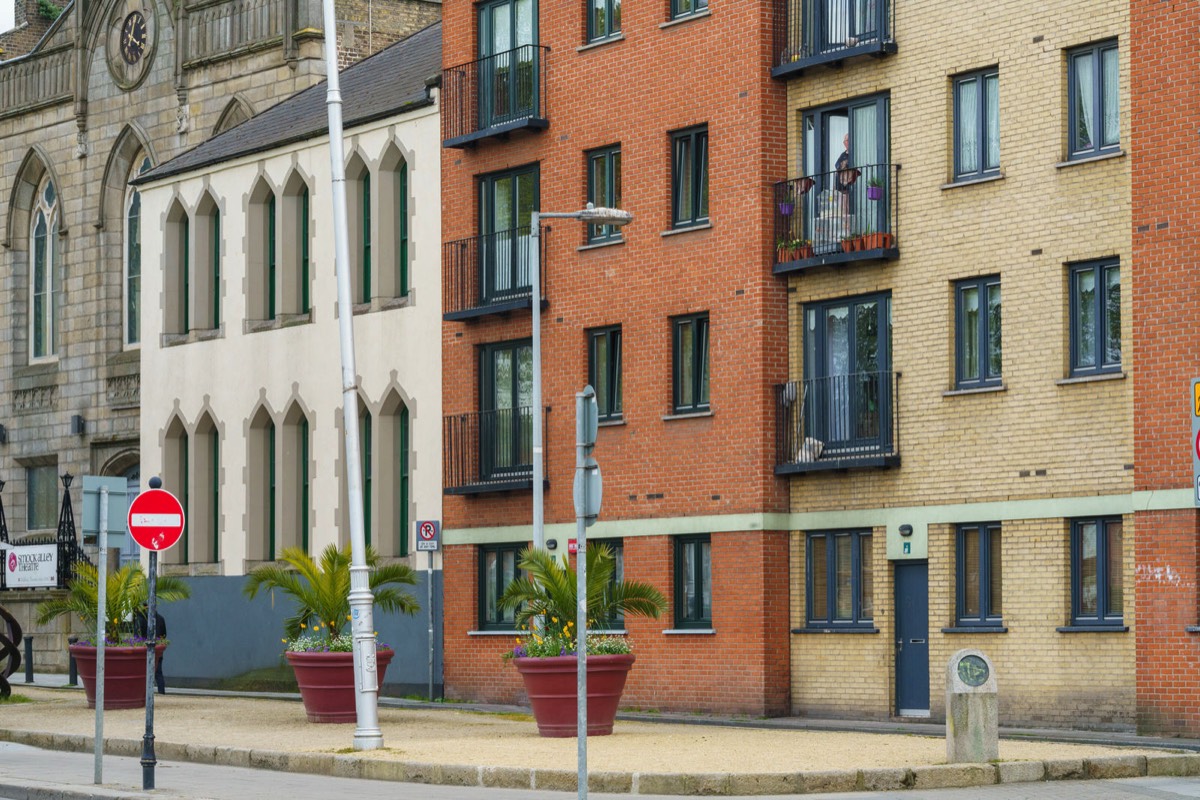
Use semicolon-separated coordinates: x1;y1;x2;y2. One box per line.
835;134;859;214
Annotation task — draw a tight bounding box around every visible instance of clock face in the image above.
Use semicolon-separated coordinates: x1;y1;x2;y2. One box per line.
120;11;148;65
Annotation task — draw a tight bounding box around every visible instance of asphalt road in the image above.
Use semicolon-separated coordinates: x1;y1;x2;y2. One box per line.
5;742;1200;800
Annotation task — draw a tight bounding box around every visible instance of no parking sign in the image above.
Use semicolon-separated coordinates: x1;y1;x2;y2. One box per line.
416;520;440;551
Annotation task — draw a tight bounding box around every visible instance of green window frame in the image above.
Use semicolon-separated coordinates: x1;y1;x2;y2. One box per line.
953;68;1000;180
1069;259;1121;377
806;530;873;629
479;542;525;630
181;436;190;564
267;422;277;560
1071;517;1123;626
398;406;409;557
211;213;221;329
596;539;625;629
673;534;711;628
670;126;709;228
182;217;190;332
672;313;710;413
1067;40;1120;160
955;275;1001;389
300;417;310;553
210;432;220;563
361;172;372;304
398;162;409;297
587;0;621;44
267;194;277;320
586;145;622;243
587;325;622;421
956;523;1001;627
670;0;707;20
300;188;311;313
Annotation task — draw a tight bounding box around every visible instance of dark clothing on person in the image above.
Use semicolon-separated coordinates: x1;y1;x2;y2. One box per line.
835;149;855;193
133;611;167;694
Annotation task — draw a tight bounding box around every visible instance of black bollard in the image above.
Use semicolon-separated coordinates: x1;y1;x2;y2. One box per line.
23;635;32;684
67;636;78;686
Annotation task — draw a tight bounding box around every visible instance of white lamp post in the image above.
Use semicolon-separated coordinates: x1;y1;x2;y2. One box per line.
528;205;633;552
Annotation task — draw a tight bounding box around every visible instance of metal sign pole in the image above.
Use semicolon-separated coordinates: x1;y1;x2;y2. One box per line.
427;549;434;702
94;486;108;784
141;548;157;790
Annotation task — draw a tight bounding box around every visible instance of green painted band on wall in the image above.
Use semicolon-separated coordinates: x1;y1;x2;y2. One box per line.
442;488;1197;546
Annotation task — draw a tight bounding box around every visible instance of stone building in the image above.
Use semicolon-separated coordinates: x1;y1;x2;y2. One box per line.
0;0;437;666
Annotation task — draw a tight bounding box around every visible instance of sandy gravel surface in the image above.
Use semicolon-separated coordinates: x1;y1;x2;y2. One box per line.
0;688;1166;775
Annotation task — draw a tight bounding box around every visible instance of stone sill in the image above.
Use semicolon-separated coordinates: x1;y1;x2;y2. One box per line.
661;222;712;238
662;409;712;421
940;172;1005;191
1055;149;1126;169
578;237;624;252
577;33;625;52
792;627;879;634
662;628;715;635
1055;625;1128;633
941;626;1008;634
659;8;711;28
943;384;1005;397
1056;371;1126;386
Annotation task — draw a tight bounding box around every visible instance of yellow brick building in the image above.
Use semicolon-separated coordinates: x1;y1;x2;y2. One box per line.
772;0;1134;727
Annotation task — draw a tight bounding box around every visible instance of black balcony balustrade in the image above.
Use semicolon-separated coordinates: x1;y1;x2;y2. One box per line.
775;371;900;473
771;0;896;78
773;163;899;275
443;407;549;494
442;45;550;148
442;226;548;321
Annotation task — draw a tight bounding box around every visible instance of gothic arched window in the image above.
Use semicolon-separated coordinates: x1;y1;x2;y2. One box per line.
30;177;59;360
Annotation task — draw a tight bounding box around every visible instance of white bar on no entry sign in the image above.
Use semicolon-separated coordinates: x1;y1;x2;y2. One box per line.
131;513;182;527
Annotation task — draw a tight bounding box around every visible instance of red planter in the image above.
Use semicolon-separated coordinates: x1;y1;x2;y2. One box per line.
286;648;394;723
69;643;165;710
513;654;635;738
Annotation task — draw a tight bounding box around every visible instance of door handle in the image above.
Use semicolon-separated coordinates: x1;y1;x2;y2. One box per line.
896;639;903;652
910;638;925;645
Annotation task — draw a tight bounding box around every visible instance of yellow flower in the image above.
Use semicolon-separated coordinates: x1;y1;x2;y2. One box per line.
346;615;352;621
551;617;557;623
281;638;287;643
300;623;306;629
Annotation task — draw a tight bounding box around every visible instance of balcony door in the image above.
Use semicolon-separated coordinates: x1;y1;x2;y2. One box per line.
803;294;891;453
801;96;889;253
481;340;533;478
479;0;537;129
817;0;883;54
480;165;538;304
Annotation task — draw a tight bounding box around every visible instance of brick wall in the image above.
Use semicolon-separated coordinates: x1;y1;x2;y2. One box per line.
334;0;441;69
0;0;57;59
1130;0;1200;736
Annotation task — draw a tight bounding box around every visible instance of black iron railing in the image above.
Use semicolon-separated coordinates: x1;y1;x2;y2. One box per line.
442;226;547;319
773;163;899;270
772;0;894;71
443;407;548;493
775;372;899;470
442;45;549;146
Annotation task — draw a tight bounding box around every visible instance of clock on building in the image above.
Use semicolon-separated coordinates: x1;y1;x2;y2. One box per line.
106;2;156;89
120;11;148;64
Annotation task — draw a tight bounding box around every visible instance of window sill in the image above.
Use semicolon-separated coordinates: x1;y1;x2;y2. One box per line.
162;327;223;347
943;383;1005;397
577;33;625;52
591;629;628;635
940;172;1005;190
661;222;712;237
244;310;315;334
1056;371;1125;386
1055;149;1126;169
942;626;1008;634
793;627;880;634
1056;624;1128;633
578;237;624;252
663;628;715;635
598;417;626;427
662;409;712;421
15;362;59;380
660;8;711;28
468;630;521;636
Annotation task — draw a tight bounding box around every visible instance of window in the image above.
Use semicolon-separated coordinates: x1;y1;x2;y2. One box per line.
586;146;622;243
361;172;372;304
480;543;525;629
248;408;276;561
247;182;276;322
397;161;409;296
588;326;622;421
672;313;709;413
194;194;221;330
30;177;58;361
806;530;873;628
1071;517;1123;625
953;69;999;180
478;0;539;129
281;403;311;554
1069;259;1121;376
587;0;621;41
124;157;151;346
280;173;311;317
1068;40;1119;160
479;164;539;304
956;523;1001;626
670;0;707;20
26;465;58;530
377;393;409;558
674;534;711;628
194;414;221;563
164;202;189;335
670;126;708;228
480;339;533;477
347;157;371;304
955;276;1001;389
596;539;625;629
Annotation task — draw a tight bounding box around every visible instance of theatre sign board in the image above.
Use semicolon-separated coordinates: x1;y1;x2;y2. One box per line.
2;544;58;588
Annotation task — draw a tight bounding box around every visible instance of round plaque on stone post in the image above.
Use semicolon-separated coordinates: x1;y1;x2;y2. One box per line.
946;649;998;763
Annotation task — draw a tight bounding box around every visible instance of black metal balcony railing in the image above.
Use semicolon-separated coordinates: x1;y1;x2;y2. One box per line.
442;226;548;321
771;0;895;77
442;45;550;148
773;163;899;275
443;407;549;494
775;372;900;473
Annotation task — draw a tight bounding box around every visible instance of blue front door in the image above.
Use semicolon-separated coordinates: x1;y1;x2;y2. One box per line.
894;560;929;716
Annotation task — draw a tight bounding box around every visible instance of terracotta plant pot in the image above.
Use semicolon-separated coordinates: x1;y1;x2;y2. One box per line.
513;654;635;738
69;643;165;710
797;244;814;259
842;238;858;253
287;648;394;723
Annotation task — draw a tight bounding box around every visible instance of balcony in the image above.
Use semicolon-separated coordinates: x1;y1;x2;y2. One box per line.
775;372;900;474
773;163;899;275
443;407;549;495
442;45;549;148
442;226;547;321
771;0;896;79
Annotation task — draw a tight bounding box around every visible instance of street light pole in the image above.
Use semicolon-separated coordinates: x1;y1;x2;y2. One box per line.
527;205;632;555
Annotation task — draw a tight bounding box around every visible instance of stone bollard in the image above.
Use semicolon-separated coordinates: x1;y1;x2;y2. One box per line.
946;649;998;763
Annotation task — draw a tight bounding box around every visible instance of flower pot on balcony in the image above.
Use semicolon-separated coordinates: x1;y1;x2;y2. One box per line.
514;654;635;737
778;201;794;216
866;185;883;201
861;232;893;250
842;237;859;253
287;648;394;723
797;243;814;259
70;643;165;710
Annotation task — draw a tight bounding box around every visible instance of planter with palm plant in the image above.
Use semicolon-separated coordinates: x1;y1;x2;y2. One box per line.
243;543;419;722
36;562;190;709
498;544;666;737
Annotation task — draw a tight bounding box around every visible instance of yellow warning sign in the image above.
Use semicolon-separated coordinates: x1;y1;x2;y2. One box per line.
1195;382;1200;417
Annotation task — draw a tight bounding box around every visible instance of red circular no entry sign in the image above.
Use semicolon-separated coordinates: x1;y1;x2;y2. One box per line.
127;489;186;551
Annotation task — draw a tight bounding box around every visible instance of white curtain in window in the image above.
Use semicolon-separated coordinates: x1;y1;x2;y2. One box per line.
1074;52;1095;151
1102;47;1119;147
985;73;1000;170
958;79;979;174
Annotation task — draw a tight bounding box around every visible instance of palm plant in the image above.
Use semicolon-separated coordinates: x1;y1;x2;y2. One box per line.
36;562;191;642
498;544;666;650
243;543;419;645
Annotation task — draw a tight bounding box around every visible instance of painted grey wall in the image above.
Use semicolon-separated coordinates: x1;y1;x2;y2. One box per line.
161;572;443;696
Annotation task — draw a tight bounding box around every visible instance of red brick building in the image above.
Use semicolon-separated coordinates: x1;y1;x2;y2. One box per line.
439;0;789;714
1130;0;1200;736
